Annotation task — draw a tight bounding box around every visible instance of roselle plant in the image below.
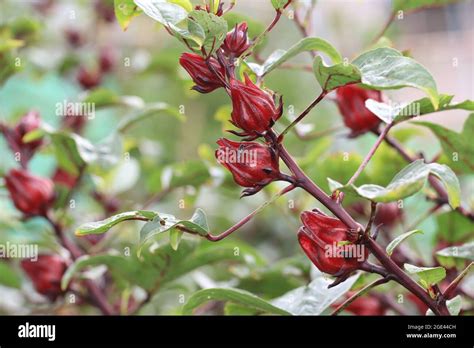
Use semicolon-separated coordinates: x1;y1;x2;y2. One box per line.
0;0;472;317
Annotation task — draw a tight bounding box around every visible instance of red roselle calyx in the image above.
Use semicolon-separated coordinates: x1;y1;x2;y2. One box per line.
21;254;67;301
52;168;78;189
5;168;55;216
216;138;281;196
179;53;225;93
298;210;367;276
335;84;383;136
337;292;386;315
374;202;404;227
99;47;116;73
228;75;283;138
195;2;224;16
0;110;43;166
77;66;102;90
222;22;250;58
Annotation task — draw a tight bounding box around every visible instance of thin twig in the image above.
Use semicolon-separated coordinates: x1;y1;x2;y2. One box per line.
371;11;396;45
178;184;295;242
346;123;393;186
442;262;474;300
279;90;327;140
331;276;390;316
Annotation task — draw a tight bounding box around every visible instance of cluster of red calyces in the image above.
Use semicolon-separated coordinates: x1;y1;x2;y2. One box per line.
335;84;383;136
298;210;367;277
179;19;284;196
0;112;77;218
21;255;68;301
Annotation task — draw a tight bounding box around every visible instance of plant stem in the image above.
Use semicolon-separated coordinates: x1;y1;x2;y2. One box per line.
46;214;115;315
442;262;473;300
179;184;295;242
268;129;451;315
366;237;449;315
346;123;393;186
241;1;292;59
293;10;316;58
379;131;474;221
279;90;327;140
371;11;396;44
331;276;389;315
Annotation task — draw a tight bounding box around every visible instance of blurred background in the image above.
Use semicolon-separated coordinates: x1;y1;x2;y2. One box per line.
0;0;472;315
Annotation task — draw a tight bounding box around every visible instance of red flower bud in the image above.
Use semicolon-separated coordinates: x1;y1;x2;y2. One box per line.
335;85;382;135
179;53;225;93
21;254;67;301
298;210;367;276
0;111;43;166
222;22;250;58
77;66;102;90
195;3;224;16
62;112;87;133
5;169;55;216
99;47;116;73
52;168;78;189
374;202;404;227
229;75;282;138
339;292;386;315
216;138;280;196
95;0;115;22
64;28;84;48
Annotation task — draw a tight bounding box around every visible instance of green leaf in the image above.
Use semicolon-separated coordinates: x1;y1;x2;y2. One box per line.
63;240;264;292
139;208;210;246
0;51;20;86
435;212;473;243
312;56;361;91
392;0;464;12
135;0;188;26
50;132;87;175
114;0;141;30
386;229;423;256
404;263;446;289
436;242;474;269
75;210;158;236
271;0;290;10
352;47;439;109
445;295;463;316
117;102;184;133
271;269;360;315
343;160;461;208
0;261;22;288
414;114;474;173
393;94;474;123
365;99;399;124
168;0;192;12
262;37;342;76
82;88;120;107
427;295;463;316
182;288;290;315
169;229;183;250
428;163;461;208
185;10;228;55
